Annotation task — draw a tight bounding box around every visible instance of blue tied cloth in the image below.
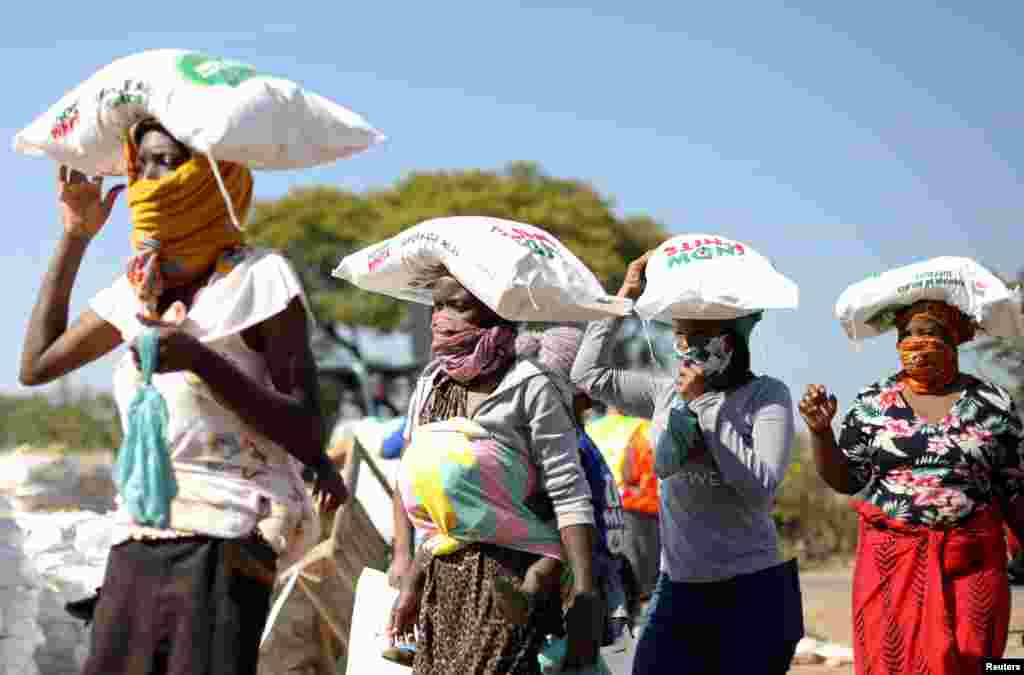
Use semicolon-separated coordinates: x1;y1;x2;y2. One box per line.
113;327;178;528
538;636;612;674
654;397;701;480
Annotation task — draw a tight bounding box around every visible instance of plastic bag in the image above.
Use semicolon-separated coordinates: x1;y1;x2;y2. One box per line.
113;328;177;528
13;49;383;176
333;217;631;322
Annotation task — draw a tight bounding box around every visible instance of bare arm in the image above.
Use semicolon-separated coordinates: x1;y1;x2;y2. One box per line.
808;428;858;495
21;168;126;386
189;298;325;465
560;523;602;669
559;523;595;594
392;490;415;559
799;385;859;495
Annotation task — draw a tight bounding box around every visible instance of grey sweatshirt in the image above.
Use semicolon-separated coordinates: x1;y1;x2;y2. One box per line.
407;359;595;530
571;318;794;582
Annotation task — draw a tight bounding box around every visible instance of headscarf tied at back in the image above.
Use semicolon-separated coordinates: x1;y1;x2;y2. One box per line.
123;119;253;318
516;326;585;395
894;300;976;346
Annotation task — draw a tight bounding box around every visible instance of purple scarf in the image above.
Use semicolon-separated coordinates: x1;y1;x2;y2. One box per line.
431;312;516;384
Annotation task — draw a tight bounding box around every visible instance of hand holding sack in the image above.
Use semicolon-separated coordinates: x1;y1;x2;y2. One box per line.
13;49;384;176
333;216;631;322
835;256;1023;342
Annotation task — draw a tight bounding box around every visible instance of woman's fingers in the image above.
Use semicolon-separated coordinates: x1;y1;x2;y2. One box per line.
101;184;125;217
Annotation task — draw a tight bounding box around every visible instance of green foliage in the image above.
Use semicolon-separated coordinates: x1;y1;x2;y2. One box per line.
246;162;667;331
0;390;122;452
972;271;1024;405
774;436;859;565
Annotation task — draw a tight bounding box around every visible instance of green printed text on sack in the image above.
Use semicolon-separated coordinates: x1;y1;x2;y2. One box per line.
490;224;560;260
897;271;965;295
662;237;746;269
177;53;263;87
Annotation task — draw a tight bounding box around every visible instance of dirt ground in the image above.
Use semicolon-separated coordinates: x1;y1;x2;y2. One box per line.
789;559;1024;674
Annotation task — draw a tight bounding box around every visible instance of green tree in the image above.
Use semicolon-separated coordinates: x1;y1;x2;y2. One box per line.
974;270;1024;405
246;162;667;339
0;389;122;451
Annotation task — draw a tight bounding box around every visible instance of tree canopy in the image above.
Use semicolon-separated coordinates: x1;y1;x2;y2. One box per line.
0;388;121;452
974;270;1024;404
246;162;667;333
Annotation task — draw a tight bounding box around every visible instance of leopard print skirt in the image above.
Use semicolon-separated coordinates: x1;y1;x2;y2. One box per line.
413;543;562;675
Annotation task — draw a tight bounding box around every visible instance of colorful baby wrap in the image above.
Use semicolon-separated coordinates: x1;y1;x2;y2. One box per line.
398;417;562;559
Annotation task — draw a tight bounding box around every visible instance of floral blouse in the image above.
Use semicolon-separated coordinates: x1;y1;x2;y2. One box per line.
839;374;1024;527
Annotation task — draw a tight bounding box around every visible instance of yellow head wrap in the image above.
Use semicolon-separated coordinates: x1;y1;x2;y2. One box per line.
124;121;253;317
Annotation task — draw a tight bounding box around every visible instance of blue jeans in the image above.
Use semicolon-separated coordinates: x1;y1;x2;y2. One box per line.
632;559;803;674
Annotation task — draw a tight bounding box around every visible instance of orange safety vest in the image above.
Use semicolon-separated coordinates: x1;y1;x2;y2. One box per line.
586;415;659;516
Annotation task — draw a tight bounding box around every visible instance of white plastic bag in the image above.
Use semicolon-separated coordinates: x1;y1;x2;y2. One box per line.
13;49;384;176
333;217;631;322
835;256;1024;341
633;233;799;322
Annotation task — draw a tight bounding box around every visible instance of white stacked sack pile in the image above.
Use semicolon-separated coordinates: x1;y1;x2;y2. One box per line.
0;449;116;675
0;496;44;675
13;511;113;674
0;446;115;513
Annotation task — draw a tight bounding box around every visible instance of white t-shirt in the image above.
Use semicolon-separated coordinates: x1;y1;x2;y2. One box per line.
91;247;317;558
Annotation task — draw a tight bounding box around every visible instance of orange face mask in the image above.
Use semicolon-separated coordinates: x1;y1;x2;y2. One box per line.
123;127;252;318
898;336;958;394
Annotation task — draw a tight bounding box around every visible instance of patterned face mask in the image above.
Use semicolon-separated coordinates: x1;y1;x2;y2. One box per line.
674;333;735;377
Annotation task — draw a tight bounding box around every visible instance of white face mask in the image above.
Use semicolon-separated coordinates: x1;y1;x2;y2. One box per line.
674;333;735;377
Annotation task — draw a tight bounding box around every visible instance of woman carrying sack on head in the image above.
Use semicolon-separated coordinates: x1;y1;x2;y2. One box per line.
20;118;347;675
386;273;603;675
800;295;1024;674
571;250;804;675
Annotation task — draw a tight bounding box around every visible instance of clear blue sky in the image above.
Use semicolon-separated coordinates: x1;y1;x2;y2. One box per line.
2;1;1020;427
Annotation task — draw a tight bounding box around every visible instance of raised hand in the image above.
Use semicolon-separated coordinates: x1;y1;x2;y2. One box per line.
799;384;838;435
57;166;125;239
676;363;707;402
617;249;656;300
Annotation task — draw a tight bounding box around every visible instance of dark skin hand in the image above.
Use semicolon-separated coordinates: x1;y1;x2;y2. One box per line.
388;275;601;667
616;249;656;301
797;384;856;495
132;297;347;512
21;128;346;511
